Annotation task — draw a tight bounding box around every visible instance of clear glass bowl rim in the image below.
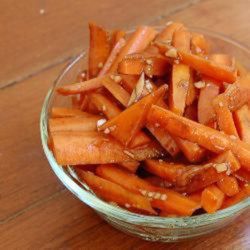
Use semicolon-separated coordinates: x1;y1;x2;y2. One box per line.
40;26;250;228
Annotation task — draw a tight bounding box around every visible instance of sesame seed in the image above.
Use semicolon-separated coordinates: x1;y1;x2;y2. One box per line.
104;128;110;134
139;189;148;196
194;81;206;89
125;203;131;208
155;122;160;128
102;105;106;111
98;62;103;68
165;48;178;58
147;192;154;198
114;75;122;83
219;102;224;107
160;194;167;201
96;119;107;128
123;150;135;159
154;192;161;199
145;80;153;93
109;125;117;131
146;59;153;65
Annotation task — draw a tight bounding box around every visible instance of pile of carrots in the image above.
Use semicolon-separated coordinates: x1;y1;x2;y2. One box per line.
49;22;250;217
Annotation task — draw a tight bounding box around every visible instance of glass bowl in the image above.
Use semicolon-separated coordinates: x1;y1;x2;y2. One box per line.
40;27;250;242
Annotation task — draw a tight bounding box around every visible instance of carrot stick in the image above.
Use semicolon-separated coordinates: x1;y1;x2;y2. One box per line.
234;105;250;143
79;171;156;215
57;75;109;95
108;26;157;73
96;164;200;216
201;185;225;213
156;43;237;83
217;176;240;197
51;107;93;118
191;33;210;55
99;85;167;146
49;117;101;132
119;161;140;173
88;23;111;78
185;70;197;106
148;105;250;171
98;38;126;76
234;168;250;183
144;176;173;188
222;184;250;208
51;131;133;165
111;30;126;48
188;191;202;203
120;74;139;92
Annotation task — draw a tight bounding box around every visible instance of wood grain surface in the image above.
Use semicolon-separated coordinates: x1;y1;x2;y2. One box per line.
0;0;249;249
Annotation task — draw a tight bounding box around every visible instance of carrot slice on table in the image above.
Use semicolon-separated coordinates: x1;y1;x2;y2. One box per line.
147;105;250;171
217;176;240;197
57;75;109;95
201;185;225;213
79;171;156;215
51;131;133;165
234;105;250;143
88;23;111;78
51;107;93;118
108;26;157;73
98;38;126;76
99;85;167;146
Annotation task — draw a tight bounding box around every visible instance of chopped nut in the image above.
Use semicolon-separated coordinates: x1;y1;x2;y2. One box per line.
147;192;154;198
154;122;160;128
165;48;178;58
125;203;131;208
102;105;106;111
194;81;206;89
195;47;202;54
214;163;228;173
109;125;117;131
104;128;110;134
174;59;180;64
160;194;167;201
123;150;135;159
98;62;103;68
96;118;107;128
114;75;122;83
146;59;153;65
218;102;224;107
154;192;161;200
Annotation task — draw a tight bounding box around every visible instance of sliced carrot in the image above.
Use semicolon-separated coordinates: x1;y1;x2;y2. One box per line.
234;105;250;143
234;168;250;183
119;161;140;173
188;191;202;203
98;38;126;76
57;75;109;95
111;30;126;48
79;171;156;215
144;176;173;188
222;184;250;208
96;164;200;216
185;70;197;106
51;107;93;118
201;185;225;213
49;117;101;132
120;74;139;93
174;138;206;163
217;176;240;197
108;26;157;73
144;159;186;183
198;81;220;125
191;33;210;55
147;105;250;171
88;23;111;78
213;94;239;137
169;30;191;115
156;43;237;83
99;85;167;146
51;131;133;165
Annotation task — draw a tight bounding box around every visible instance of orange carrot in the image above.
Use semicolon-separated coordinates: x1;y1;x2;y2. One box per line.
98;38;126;76
234;105;250;143
49;117;101;132
234;168;250;183
51;131;133;165
198;81;220;125
88;23;111;78
79;171;156;215
119;161;140;173
51;107;93;118
108;26;157;73
57;75;109;95
201;185;225;213
191;33;210;55
222;184;250;209
156;43;237;83
144;176;173;188
217;176;240;197
185;70;197;106
120;74;139;92
188;191;202;203
99;85;167;146
111;30;126;48
169;30;191;115
148;105;250;171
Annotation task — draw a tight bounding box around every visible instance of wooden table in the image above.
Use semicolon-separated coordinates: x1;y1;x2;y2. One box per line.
1;0;249;249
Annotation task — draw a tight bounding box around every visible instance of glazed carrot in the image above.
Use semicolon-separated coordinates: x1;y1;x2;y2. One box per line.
144;176;173;188
111;30;126;48
51;107;93;118
108;26;157;73
144;159;186;183
80;171;156;215
234;105;250;143
217;176;240;197
57;75;108;95
120;74;139;92
234;168;250;183
99;85;167;146
102;75;130;106
169;30;191;115
191;33;210;55
185;70;197;106
222;184;250;208
156;43;237;83
118;56;169;77
148;105;250;171
49;117;101;132
174;138;206;163
201;185;225;213
96;164;200;216
184;102;198;121
188;191;202;203
51;131;133;165
213;94;239;137
88;23;111;78
119;161;140;173
198;81;220;125
98;38;126;76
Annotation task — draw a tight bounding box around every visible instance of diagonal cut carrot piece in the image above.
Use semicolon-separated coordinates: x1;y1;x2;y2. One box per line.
217;176;240;197
51;107;94;118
